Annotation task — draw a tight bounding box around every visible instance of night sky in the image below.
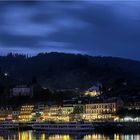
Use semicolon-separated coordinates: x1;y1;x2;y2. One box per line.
0;1;140;60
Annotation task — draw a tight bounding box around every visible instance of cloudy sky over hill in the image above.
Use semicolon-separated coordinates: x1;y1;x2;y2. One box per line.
0;1;140;60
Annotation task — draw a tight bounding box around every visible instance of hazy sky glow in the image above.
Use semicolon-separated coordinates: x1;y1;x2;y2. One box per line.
0;1;140;60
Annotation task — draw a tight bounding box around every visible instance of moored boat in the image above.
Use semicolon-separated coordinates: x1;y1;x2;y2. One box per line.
0;121;19;130
32;122;94;132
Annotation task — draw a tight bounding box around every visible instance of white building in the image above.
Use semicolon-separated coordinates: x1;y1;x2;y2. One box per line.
85;83;102;97
11;85;33;97
61;104;74;115
36;104;45;112
83;102;117;121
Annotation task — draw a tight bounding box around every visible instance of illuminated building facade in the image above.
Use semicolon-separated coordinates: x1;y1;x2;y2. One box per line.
0;107;13;121
125;102;140;110
62;104;74;115
47;105;62;122
85;85;102;97
85;90;101;97
83;102;117;121
43;105;50;120
18;105;34;122
43;105;74;122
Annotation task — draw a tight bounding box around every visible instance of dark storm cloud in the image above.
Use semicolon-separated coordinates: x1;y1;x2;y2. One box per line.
0;1;140;60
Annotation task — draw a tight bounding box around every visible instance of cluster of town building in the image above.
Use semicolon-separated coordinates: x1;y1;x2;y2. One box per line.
0;102;118;122
0;84;138;123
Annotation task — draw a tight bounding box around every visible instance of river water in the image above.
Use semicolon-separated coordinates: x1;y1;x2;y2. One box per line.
0;131;139;140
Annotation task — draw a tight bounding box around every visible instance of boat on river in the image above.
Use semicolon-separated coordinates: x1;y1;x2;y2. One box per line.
32;122;95;132
0;121;19;130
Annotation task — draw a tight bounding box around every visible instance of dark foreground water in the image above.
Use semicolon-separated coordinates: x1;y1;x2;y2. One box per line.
0;130;139;140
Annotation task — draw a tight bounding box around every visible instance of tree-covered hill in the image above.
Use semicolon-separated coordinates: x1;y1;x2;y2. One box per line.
0;52;140;90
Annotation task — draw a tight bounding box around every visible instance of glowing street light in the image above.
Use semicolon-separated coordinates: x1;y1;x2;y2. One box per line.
4;73;8;77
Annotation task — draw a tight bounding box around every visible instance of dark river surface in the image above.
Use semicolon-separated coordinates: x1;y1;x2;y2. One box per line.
0;130;139;140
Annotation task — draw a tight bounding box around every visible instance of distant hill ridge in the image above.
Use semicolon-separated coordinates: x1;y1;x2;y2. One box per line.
0;52;140;90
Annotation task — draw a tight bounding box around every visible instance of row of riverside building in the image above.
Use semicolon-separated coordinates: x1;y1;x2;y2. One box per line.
0;100;123;122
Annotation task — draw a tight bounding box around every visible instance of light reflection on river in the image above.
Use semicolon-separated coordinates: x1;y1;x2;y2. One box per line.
0;131;139;140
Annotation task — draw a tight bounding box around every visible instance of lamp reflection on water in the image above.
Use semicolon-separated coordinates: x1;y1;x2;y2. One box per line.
48;134;70;140
0;131;139;140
